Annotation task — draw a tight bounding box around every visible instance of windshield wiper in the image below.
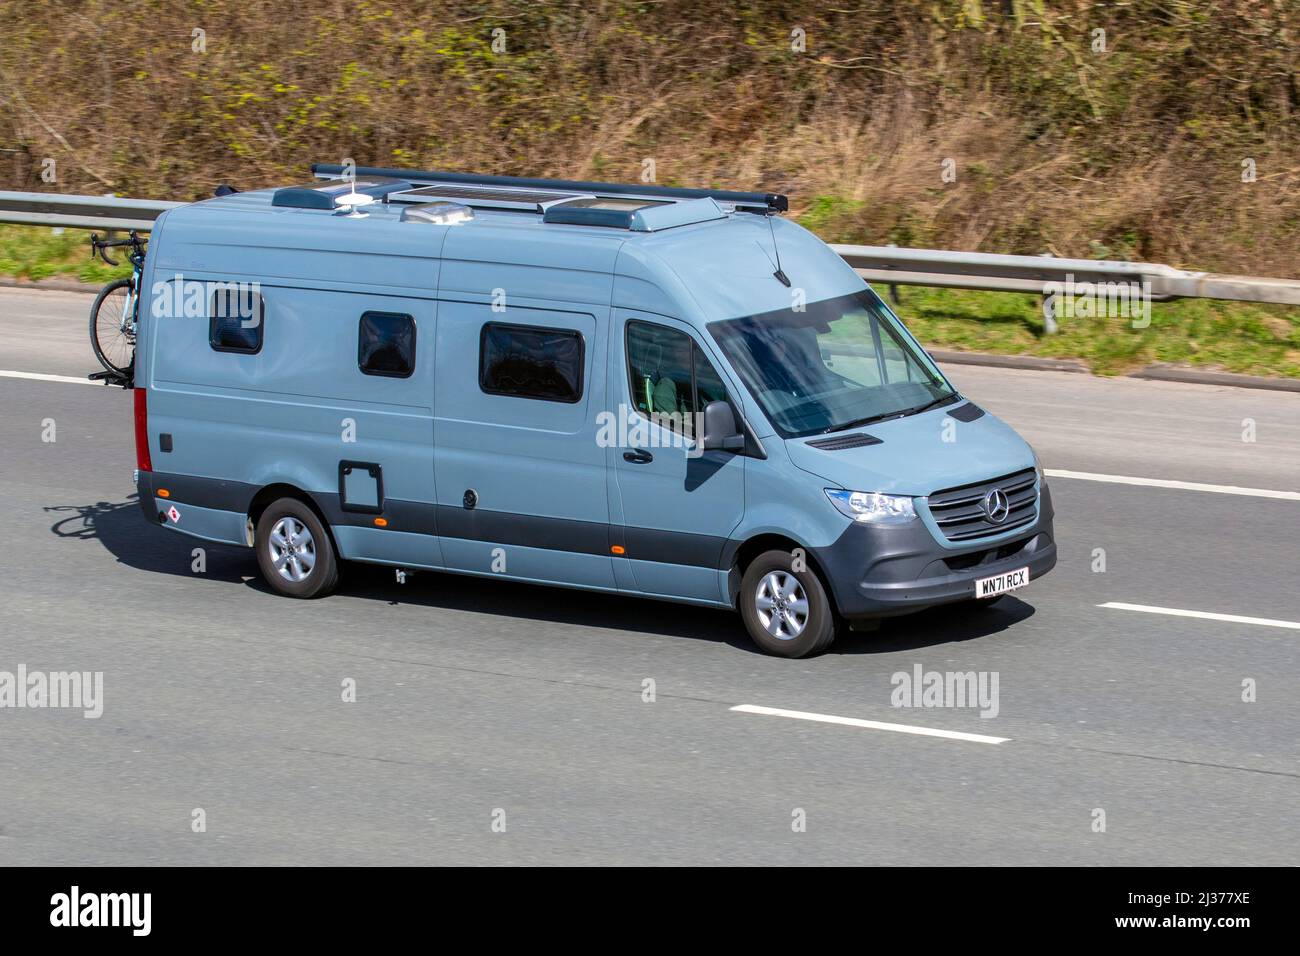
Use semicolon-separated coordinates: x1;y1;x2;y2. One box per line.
822;412;900;434
821;392;959;434
901;392;961;417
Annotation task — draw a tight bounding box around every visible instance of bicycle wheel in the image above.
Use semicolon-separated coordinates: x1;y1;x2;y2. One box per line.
89;278;136;376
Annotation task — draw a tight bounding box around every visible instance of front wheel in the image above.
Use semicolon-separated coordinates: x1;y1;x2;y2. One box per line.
254;498;339;599
739;550;838;657
89;277;136;375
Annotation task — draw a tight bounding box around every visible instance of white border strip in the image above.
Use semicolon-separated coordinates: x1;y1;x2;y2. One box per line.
0;369;101;386
1100;602;1300;631
731;704;1009;745
1045;468;1300;501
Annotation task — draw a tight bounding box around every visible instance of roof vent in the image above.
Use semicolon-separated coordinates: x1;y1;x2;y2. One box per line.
400;201;474;225
542;196;725;231
272;177;411;210
542;197;669;229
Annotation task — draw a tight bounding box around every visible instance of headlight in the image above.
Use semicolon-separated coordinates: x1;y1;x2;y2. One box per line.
1032;448;1045;481
825;489;917;524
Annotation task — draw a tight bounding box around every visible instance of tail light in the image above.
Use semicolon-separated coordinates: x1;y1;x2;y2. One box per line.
133;387;152;472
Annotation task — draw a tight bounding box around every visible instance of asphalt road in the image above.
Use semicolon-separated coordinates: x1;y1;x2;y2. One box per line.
0;287;1297;865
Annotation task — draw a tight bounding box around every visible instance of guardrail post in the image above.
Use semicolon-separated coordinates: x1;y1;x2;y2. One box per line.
1039;251;1058;334
883;243;902;306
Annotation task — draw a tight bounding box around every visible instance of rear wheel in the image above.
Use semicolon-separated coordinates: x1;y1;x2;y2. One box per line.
89;278;135;375
739;549;837;657
254;497;339;598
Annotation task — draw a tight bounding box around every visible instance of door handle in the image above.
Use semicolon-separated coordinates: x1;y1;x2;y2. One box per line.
623;449;654;464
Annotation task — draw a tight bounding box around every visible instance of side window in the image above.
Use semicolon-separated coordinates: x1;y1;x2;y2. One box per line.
479;322;584;403
358;311;416;378
627;322;693;419
626;321;729;431
209;285;265;354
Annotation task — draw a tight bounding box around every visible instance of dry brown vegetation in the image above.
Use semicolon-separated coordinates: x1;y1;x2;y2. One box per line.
2;0;1297;274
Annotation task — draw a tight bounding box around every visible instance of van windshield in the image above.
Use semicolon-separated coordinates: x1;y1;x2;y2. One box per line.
708;289;957;438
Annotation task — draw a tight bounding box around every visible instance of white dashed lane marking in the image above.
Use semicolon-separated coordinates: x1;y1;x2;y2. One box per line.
0;369;103;386
1046;468;1300;502
731;704;1009;745
1100;602;1300;631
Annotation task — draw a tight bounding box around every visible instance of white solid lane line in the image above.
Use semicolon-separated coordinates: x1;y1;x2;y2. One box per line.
1046;468;1300;501
1100;602;1300;631
730;704;1009;745
0;369;102;386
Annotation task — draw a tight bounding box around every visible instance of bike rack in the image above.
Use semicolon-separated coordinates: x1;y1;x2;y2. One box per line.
88;368;133;389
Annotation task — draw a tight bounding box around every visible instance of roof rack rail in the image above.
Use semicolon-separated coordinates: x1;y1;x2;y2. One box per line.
310;163;787;214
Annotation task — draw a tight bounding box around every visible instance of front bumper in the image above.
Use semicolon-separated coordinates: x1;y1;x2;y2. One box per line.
813;482;1057;618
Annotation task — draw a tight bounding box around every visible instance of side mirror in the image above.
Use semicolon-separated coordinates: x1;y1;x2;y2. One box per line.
701;400;745;452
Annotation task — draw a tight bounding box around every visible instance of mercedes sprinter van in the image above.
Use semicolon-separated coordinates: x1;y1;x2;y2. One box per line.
131;165;1055;657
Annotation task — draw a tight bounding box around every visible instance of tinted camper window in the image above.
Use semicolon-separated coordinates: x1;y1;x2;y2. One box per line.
209;285;265;354
358;311;416;378
479;322;584;403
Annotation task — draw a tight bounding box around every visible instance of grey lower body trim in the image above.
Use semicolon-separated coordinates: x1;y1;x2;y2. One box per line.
138;470;727;569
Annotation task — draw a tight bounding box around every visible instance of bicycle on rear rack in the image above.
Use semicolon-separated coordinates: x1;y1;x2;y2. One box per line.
88;231;147;381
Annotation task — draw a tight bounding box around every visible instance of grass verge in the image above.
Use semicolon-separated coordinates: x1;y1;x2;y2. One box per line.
0;225;131;285
889;286;1300;378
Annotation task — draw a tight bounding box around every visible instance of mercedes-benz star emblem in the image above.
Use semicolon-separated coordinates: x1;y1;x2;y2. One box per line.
983;488;1010;523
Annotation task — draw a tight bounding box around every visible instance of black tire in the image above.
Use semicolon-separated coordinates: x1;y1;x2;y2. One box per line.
90;277;136;376
739;549;837;657
254;497;339;599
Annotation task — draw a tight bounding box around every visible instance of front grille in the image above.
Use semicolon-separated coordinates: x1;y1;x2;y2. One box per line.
927;467;1037;542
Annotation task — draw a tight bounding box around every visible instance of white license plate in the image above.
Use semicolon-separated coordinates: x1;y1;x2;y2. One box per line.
975;566;1029;599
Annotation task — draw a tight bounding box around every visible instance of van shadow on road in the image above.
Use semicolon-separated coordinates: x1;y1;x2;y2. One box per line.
47;496;1035;656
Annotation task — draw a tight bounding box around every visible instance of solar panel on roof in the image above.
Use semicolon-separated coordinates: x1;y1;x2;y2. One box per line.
391;184;587;211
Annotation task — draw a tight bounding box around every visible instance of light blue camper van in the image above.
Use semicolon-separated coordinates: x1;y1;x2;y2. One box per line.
131;164;1056;657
